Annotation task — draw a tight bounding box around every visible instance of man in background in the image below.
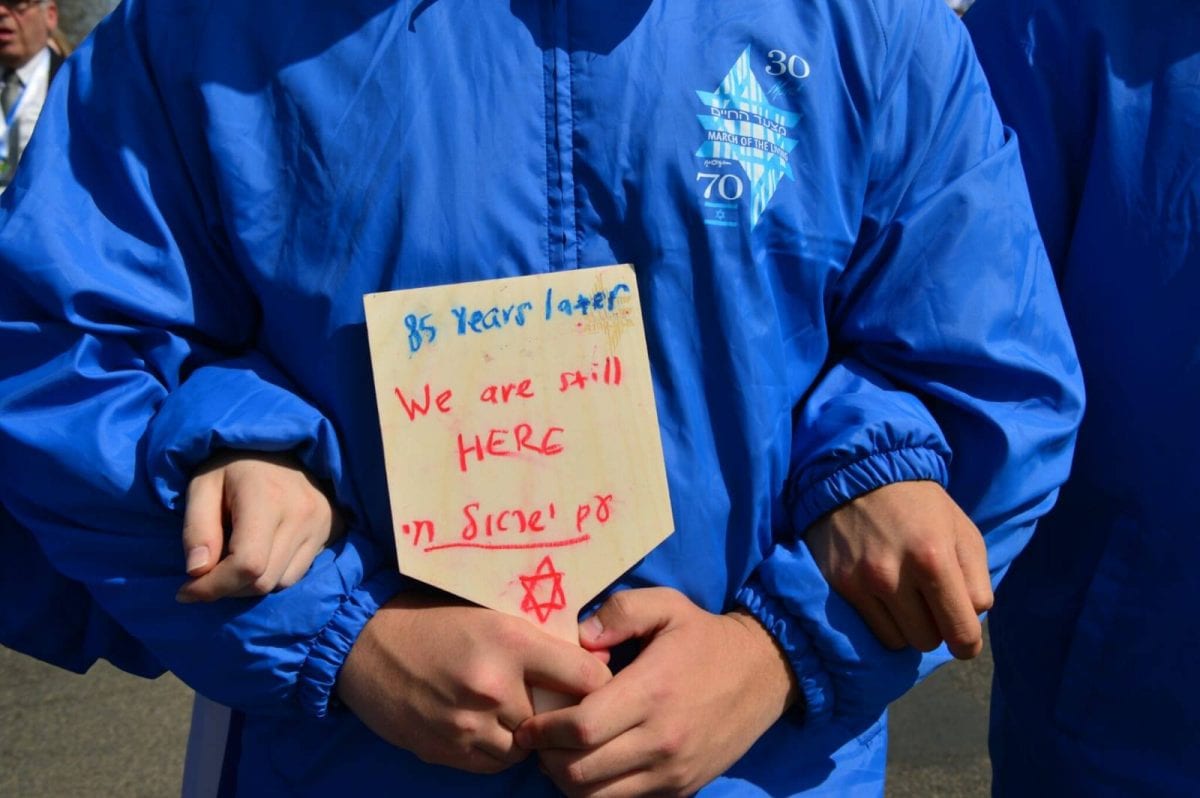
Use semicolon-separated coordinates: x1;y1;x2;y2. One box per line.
0;0;60;191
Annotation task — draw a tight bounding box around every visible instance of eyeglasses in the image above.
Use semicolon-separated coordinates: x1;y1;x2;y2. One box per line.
0;0;47;12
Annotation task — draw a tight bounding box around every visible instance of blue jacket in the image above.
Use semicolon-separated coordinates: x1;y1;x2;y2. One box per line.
967;2;1200;794
0;0;1081;794
0;502;161;677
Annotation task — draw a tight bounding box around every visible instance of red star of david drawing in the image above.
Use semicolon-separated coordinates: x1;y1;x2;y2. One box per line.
519;556;567;624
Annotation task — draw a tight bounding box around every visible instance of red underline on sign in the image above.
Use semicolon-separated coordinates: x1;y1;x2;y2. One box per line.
423;535;591;553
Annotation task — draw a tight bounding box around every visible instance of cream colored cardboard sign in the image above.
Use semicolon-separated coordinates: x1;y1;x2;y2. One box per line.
364;264;674;642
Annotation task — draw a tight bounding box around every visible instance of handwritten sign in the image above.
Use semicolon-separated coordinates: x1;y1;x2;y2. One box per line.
364;264;674;643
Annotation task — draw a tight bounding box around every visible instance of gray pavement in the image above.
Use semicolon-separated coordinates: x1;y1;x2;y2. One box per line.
0;649;190;796
887;631;993;797
0;633;991;796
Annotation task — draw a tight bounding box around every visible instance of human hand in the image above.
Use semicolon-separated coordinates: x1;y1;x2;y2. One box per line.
805;480;992;659
175;451;343;602
336;594;612;774
514;588;797;797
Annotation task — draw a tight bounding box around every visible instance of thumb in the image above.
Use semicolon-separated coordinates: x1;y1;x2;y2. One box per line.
181;468;227;577
579;587;679;650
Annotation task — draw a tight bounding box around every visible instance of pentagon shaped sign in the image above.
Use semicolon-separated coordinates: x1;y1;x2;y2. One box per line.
364;264;674;643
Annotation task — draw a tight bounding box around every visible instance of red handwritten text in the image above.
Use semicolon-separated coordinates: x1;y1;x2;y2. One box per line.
461;499;557;541
575;493;614;534
394;384;453;421
559;357;623;392
479;378;535;405
456;424;565;472
399;518;436;547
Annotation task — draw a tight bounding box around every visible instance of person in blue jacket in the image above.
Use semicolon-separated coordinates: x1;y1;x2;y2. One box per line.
0;501;161;678
966;2;1200;794
0;0;1082;795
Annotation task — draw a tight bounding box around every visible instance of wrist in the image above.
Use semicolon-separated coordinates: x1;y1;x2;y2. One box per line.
727;607;800;715
300;568;408;718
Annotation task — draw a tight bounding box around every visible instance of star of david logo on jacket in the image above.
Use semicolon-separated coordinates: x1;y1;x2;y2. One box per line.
696;48;801;227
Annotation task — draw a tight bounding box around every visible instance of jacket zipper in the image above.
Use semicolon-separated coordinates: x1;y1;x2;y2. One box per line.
545;0;578;272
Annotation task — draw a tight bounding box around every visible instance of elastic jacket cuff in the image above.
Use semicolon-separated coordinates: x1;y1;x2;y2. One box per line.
144;354;345;511
296;567;408;718
735;580;831;725
790;445;949;534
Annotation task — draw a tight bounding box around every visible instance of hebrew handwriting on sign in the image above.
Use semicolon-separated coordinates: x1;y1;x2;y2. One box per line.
364;264;674;642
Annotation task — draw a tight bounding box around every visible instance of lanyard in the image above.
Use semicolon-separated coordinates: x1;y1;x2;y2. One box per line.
4;82;28;126
0;81;29;164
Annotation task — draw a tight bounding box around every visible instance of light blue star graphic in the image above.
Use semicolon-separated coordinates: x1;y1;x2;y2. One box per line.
696;48;800;227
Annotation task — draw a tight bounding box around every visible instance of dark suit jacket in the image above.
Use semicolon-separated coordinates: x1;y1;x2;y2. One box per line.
49;47;64;82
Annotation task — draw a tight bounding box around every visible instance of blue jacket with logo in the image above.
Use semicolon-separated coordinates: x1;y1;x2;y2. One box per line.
967;1;1200;793
0;0;1081;794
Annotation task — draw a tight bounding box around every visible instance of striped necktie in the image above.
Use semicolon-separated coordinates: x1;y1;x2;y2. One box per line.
1;69;21;117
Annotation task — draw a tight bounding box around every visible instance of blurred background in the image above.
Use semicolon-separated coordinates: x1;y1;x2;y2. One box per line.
55;0;117;49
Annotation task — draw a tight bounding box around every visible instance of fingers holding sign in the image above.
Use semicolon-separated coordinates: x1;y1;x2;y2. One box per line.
176;452;344;603
338;595;613;774
515;588;797;797
805;480;993;660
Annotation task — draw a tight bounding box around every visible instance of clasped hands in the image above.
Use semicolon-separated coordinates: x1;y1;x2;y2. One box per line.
335;479;992;797
337;589;798;797
174;452;797;795
179;452;990;796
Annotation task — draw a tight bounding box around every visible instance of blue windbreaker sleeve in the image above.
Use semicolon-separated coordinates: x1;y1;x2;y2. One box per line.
0;503;163;678
0;2;404;717
143;353;348;512
737;0;1083;727
783;359;952;536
